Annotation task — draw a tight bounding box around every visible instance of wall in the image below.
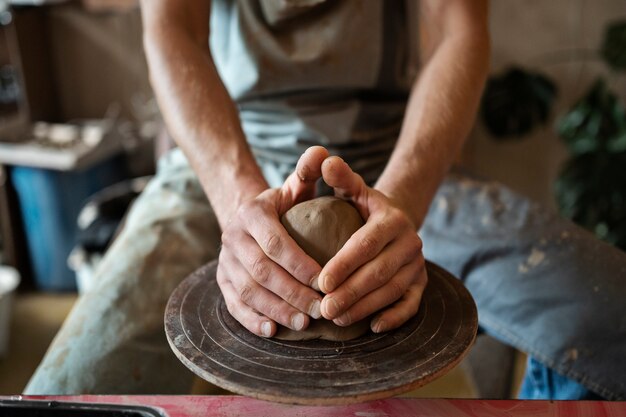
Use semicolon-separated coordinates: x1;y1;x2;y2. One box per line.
47;5;150;121
464;0;626;208
15;4;150;123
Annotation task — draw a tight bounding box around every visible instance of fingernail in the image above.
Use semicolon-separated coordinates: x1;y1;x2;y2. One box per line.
334;312;351;326
325;297;341;318
372;319;386;333
308;299;322;319
261;321;272;337
310;273;321;291
291;313;306;331
320;273;334;292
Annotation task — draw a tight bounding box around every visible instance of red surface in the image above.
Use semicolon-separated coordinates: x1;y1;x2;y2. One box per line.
9;395;625;417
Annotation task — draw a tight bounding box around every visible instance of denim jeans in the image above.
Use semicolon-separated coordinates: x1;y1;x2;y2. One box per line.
419;172;625;400
520;357;604;400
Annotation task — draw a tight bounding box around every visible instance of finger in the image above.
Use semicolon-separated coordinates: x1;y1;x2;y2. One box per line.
236;198;321;287
370;268;428;333
281;146;329;208
319;207;412;293
330;260;425;327
219;250;311;331
217;274;276;337
321;156;370;215
320;232;421;319
231;231;323;318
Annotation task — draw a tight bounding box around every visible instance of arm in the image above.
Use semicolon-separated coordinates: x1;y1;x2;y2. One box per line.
140;0;265;223
140;0;326;337
376;0;491;226
318;0;491;331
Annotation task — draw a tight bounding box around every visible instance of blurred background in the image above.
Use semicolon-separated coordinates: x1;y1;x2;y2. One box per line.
0;0;623;398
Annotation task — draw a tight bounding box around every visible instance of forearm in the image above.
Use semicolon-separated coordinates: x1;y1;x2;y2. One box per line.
375;9;490;228
142;8;266;227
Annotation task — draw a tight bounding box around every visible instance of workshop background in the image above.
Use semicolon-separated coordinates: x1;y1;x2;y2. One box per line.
0;0;624;398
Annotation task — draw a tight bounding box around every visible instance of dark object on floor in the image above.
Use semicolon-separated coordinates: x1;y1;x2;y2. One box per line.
480;67;557;139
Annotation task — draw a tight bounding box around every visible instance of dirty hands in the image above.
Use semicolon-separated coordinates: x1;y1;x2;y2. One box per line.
216;147;329;338
316;155;427;333
217;146;427;338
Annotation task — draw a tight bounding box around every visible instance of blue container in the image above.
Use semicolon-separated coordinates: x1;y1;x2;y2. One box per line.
10;158;126;291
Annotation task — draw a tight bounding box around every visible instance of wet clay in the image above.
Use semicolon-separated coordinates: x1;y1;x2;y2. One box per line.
278;196;369;341
274;316;371;341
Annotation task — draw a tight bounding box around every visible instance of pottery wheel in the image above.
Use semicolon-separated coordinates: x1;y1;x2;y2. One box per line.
165;260;477;405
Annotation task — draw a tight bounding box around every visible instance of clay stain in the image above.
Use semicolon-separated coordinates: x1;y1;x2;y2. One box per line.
518;248;546;274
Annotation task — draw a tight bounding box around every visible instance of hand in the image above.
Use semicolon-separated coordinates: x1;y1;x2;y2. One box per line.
317;156;428;333
216;147;329;337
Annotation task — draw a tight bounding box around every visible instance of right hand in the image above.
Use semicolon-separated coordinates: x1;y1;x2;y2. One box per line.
216;147;329;337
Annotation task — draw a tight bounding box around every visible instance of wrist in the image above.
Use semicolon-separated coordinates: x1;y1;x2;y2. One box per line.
375;162;442;230
375;184;427;230
209;170;268;228
186;144;269;228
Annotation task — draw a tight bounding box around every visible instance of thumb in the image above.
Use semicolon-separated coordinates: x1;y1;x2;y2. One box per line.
321;156;370;219
280;146;329;212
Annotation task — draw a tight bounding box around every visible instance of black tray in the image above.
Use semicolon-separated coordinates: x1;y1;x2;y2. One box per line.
0;399;166;417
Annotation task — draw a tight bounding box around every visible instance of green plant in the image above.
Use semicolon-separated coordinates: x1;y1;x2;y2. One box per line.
480;67;557;138
554;17;626;251
555;154;626;248
557;79;626;154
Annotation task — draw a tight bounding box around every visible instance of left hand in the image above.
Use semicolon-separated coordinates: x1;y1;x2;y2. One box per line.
317;156;428;333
